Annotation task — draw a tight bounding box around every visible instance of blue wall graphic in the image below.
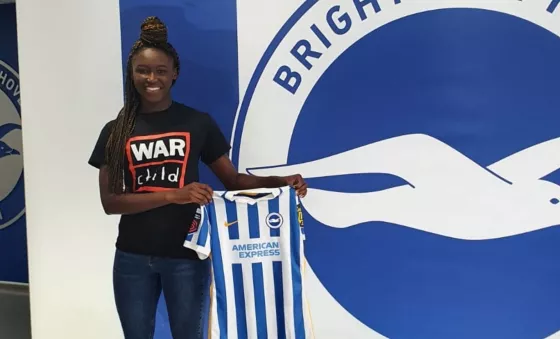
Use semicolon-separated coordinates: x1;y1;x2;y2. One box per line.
0;3;29;284
118;1;560;338
289;9;560;338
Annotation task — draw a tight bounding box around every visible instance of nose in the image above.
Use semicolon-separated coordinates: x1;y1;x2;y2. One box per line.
146;72;157;82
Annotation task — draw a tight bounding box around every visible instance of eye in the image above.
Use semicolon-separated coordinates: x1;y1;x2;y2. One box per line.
550;198;559;205
157;69;167;75
135;68;149;74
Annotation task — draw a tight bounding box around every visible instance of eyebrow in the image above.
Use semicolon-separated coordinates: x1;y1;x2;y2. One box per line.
135;64;169;68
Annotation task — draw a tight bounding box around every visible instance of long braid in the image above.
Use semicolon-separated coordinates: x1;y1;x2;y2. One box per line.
104;16;181;194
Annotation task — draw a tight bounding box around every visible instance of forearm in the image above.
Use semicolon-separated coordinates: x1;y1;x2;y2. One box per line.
225;173;287;191
102;191;171;215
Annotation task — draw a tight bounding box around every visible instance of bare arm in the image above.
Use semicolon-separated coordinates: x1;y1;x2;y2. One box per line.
98;166;214;215
98;166;172;215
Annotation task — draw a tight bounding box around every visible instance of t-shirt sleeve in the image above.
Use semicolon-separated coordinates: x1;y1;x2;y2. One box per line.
200;113;232;165
183;205;212;259
88;121;114;169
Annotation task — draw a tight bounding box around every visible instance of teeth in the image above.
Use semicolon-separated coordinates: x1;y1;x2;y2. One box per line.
146;87;161;92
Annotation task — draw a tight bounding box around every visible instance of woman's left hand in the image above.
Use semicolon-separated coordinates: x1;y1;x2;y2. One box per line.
282;174;308;198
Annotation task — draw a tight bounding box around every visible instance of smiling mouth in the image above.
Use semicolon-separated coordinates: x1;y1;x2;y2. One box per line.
146;87;162;93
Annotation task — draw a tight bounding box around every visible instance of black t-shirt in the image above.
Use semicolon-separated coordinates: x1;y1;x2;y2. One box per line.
88;101;231;259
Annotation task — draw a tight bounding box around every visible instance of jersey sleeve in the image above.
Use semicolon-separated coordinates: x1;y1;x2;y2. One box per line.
200;113;232;165
183;205;212;259
88;120;114;169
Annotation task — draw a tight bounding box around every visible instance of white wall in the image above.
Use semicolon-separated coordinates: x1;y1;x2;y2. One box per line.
15;0;124;338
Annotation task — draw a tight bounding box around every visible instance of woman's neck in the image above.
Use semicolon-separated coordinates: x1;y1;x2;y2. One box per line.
139;97;172;114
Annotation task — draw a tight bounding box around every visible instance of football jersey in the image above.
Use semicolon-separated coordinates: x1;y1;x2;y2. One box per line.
183;186;314;339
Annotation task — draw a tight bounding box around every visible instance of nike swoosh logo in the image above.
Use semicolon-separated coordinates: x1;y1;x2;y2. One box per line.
224;220;238;227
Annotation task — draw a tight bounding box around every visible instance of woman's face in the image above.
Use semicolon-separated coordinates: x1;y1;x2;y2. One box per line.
131;47;177;107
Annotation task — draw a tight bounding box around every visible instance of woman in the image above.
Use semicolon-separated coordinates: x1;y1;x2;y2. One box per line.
88;16;307;339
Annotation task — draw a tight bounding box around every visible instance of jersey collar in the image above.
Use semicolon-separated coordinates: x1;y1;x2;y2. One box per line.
221;187;285;205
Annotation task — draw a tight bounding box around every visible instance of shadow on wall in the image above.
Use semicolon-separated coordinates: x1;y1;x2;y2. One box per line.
0;282;31;339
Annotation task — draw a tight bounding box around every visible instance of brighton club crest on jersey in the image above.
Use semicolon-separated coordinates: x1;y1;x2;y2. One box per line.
232;1;560;338
0;60;25;230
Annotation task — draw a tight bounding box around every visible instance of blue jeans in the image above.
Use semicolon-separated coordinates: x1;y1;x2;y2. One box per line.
112;249;210;339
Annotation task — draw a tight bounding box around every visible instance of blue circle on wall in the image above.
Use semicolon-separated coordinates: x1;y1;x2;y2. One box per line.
287;8;560;339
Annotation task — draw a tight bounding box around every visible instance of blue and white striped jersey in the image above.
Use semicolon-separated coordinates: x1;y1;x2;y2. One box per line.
183;186;313;339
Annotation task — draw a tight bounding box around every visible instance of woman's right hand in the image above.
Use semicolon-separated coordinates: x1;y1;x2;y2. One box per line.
165;182;213;205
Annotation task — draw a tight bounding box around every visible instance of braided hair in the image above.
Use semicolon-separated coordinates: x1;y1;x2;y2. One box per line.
104;16;181;194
